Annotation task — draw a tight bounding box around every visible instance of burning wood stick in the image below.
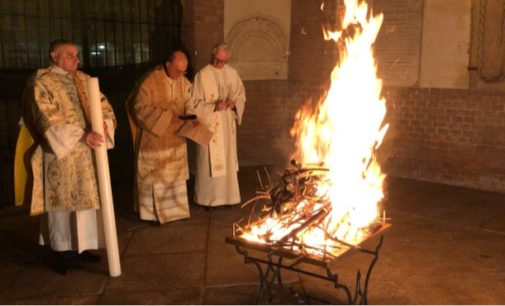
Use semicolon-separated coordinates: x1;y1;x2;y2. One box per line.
236;161;387;260
277;204;330;244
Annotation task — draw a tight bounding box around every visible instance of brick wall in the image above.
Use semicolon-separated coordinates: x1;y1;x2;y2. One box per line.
238;81;505;193
237;81;290;166
182;0;224;71
381;87;505;193
373;0;423;87
289;0;335;82
237;80;328;167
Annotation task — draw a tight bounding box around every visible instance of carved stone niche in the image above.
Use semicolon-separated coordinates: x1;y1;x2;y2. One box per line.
226;16;288;80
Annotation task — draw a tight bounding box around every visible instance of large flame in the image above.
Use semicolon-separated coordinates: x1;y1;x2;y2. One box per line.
241;0;389;257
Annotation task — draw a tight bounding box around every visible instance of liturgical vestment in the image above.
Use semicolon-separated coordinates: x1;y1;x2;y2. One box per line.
191;64;246;207
27;65;115;252
128;65;193;223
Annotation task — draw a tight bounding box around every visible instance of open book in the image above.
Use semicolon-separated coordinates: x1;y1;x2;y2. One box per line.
177;121;214;146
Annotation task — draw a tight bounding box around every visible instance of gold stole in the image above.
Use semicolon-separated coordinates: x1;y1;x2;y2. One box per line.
71;72;91;128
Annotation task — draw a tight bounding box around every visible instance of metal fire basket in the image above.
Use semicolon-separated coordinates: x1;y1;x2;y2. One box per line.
225;222;391;304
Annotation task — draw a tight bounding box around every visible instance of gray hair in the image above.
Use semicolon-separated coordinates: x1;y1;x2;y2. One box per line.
212;43;231;56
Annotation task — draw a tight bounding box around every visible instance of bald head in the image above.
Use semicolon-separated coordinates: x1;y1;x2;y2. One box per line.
165;50;188;79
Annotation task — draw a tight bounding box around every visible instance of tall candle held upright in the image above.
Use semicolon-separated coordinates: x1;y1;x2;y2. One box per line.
87;77;121;277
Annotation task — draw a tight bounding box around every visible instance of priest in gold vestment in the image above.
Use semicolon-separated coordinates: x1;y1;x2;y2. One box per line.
24;39;116;274
127;51;194;224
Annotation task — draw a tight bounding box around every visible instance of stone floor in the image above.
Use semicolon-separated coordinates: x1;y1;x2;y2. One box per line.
1;166;505;304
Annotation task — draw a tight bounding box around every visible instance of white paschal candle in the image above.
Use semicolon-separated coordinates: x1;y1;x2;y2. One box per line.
87;77;121;277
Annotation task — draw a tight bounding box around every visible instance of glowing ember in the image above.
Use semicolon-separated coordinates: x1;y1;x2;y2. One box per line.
239;0;389;258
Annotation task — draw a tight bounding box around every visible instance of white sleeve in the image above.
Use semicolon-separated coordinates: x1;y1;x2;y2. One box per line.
104;119;115;149
230;71;246;125
44;123;85;159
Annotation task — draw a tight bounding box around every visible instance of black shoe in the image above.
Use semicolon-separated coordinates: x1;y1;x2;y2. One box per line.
53;260;68;275
52;251;74;275
77;250;101;263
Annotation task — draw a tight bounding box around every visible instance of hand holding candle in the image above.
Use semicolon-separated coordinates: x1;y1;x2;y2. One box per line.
226;99;237;109
215;99;227;111
82;131;104;149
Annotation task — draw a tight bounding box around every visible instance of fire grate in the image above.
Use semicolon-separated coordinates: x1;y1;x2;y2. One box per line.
225;222;390;304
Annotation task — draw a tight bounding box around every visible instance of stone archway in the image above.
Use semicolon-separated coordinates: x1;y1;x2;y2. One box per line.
226;16;289;80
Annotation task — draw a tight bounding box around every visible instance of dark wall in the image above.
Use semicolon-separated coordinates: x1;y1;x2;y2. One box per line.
0;70;31;208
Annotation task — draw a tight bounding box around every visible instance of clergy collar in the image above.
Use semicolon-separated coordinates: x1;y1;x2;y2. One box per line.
50;65;71;76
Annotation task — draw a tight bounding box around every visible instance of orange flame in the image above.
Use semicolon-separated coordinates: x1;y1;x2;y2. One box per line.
242;0;389;256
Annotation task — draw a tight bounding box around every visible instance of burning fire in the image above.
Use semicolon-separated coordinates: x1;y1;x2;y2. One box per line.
240;0;389;258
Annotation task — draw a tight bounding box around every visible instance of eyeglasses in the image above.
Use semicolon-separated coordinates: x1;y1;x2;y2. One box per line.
213;58;227;65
